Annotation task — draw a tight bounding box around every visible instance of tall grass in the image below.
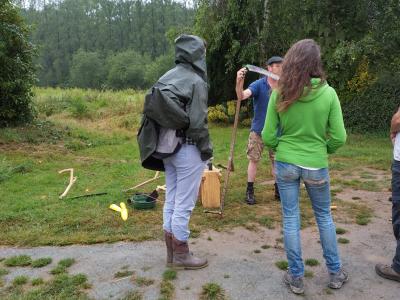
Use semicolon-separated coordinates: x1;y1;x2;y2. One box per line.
33;87;145;130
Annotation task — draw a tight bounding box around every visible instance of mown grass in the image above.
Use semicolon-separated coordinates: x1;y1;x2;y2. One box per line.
0;273;90;300
0;88;393;246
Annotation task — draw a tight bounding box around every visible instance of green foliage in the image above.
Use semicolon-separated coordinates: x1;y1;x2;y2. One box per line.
162;269;177;281
58;258;75;268
0;268;9;277
144;52;174;86
12;275;28;286
107;50;150;89
338;237;350;244
342;73;400;133
275;260;288;270
196;0;400;132
20;0;194;88
0;159;33;183
17;273;90;299
31;278;45;286
200;282;226;300
356;211;372;225
305;258;320;267
31;257;52;268
258;216;275;229
4;255;32;267
336;227;347;235
0;0;36;127
69;50;106;89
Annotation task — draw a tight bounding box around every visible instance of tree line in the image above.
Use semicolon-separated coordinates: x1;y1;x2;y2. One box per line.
19;0;195;88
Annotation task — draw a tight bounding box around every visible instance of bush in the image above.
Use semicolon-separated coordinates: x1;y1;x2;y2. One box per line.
0;1;36;127
341;72;400;133
107;50;150;89
69;49;106;89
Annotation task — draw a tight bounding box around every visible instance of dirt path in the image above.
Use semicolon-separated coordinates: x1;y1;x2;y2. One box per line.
0;189;398;299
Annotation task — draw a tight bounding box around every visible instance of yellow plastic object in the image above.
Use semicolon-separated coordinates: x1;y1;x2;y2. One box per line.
109;204;121;212
120;202;128;221
109;203;128;221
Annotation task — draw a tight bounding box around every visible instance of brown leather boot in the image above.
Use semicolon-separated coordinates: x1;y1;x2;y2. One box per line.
375;263;400;282
172;236;208;270
164;230;173;267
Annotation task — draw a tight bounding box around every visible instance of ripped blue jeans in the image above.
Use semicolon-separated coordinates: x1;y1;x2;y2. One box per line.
275;161;341;277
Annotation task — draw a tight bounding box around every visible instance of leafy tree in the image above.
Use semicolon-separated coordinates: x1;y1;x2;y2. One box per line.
106;50;150;89
69;49;106;89
144;51;174;86
0;0;36;127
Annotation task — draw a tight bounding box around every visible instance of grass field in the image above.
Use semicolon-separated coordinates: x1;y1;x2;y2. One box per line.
0;88;393;246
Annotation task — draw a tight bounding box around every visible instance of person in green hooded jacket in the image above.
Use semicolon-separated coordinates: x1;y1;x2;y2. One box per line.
262;39;348;294
137;34;212;270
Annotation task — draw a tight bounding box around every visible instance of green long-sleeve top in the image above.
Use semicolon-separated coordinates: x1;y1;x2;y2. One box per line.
262;78;347;168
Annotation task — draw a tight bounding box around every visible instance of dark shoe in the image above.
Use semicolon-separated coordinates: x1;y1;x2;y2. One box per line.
164;230;173;267
245;190;256;205
375;263;400;282
329;268;349;289
274;183;280;201
171;236;208;270
283;271;304;294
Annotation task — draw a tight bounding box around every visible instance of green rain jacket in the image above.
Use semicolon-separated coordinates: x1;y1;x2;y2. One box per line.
137;34;213;171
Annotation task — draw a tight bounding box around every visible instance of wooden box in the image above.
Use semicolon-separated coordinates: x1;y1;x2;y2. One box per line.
200;168;222;208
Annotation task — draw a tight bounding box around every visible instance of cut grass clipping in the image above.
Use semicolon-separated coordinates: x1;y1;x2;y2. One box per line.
305;258;320;267
336;227;347;235
338;237;350;244
32;257;52;268
115;270;135;278
122;291;143;300
162;269;177;281
4;255;32;267
200;282;226;300
135;276;154;287
159;280;174;300
275;260;289;270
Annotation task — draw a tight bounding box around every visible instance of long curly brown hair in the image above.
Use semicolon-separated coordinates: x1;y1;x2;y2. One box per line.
277;39;326;112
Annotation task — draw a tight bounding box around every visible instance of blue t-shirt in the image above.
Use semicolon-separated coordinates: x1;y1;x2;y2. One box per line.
248;77;271;135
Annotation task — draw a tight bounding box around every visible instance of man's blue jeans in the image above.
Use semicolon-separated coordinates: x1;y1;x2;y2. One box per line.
163;144;206;241
391;160;400;273
275;161;342;277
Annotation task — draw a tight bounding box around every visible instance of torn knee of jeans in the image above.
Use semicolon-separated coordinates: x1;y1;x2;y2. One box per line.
304;178;327;185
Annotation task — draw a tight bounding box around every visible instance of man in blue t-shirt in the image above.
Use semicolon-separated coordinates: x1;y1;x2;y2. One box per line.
235;56;283;205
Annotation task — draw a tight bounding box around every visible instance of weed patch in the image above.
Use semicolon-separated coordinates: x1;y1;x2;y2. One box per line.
4;255;32;267
31;257;52;268
162;269;177;281
200;282;227;300
275;260;289;270
338;238;350;244
305;258;320;266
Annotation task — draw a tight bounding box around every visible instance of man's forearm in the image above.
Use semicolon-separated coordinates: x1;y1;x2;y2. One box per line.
235;82;244;101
